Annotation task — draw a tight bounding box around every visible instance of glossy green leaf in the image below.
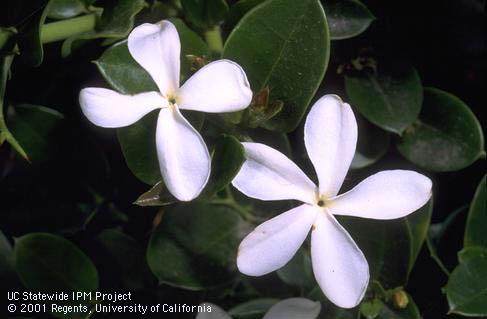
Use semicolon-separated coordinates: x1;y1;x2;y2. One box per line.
7;104;64;163
118;110;160;185
447;252;487;316
199;135;245;198
135;181;176;206
338;199;432;288
15;233;98;292
351;114;390;169
17;0;51;66
225;0;264;32
181;0;229;29
61;0;145;57
458;246;487;264
464;175;487;248
97;229;155;290
397;87;485;172
323;0;375;40
345;61;423;134
47;0;89;19
147;203;249;289
277;247;315;289
223;0;330;132
0;54;29;160
228;298;278;319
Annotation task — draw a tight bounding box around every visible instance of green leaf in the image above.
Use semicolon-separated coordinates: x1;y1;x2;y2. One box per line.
345;61;423;134
16;0;51;66
228;298;278;319
464;175;487;248
446;252;487;316
117;110;160;185
135;181;176;206
95;40;157;94
223;0;330;132
14;233;98;317
338;199;432;288
7;104;64;163
97;229;155;290
225;0;265;32
0;231;20;289
377;292;420;319
360;299;384;319
0;54;29;160
47;0;89;19
61;0;145;57
147;203;249;289
199;135;245;198
181;0;229;29
397;87;485;172
351;114;390;169
277;247;315;289
323;0;375;40
458;246;487;264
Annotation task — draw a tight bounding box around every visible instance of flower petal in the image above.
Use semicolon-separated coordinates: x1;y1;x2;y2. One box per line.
178;60;253;112
263;298;321;319
329;170;432;220
311;212;369;308
128;21;180;94
156;107;210;201
304;95;357;197
232;143;317;203
79;88;165;128
237;204;318;276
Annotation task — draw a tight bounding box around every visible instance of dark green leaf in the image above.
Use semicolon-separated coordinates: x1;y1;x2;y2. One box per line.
377;292;420;319
345;61;423;134
225;0;264;32
181;0;229;29
464;175;486;248
323;0;375;40
446;252;487;316
360;299;384;319
397;87;485;172
134;181;176;206
405;199;433;275
95;40;157;94
199;135;245;198
228;298;278;319
47;0;89;19
458;246;487;264
0;231;20;289
351;114;390;169
223;0;330;132
17;0;51;66
147;203;249;289
277;247;315;289
97;229;155;290
61;0;145;57
7;104;64;162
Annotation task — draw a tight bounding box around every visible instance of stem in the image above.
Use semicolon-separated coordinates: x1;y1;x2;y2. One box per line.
211;186;257;222
40;14;97;44
204;26;223;54
425;236;451;276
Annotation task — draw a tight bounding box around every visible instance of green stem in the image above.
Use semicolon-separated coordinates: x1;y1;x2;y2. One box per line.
204;26;224;54
211;186;257;222
425;236;451;276
40;14;97;44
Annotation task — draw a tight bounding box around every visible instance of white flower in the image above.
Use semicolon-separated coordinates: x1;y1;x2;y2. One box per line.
232;95;432;308
79;21;252;201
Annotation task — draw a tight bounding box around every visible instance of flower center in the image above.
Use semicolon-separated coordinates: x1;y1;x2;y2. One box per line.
317;199;325;207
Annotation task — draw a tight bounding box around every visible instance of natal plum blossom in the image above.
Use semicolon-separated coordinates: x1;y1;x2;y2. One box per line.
80;21;252;201
232;95;432;308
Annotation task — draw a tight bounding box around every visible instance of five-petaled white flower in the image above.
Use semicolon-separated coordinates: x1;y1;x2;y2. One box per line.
79;20;252;201
232;95;432;308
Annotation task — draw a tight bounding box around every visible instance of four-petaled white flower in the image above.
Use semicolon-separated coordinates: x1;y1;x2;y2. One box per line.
232;95;432;308
80;20;252;201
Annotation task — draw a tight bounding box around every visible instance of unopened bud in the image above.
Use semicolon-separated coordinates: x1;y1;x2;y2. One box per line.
392;289;409;309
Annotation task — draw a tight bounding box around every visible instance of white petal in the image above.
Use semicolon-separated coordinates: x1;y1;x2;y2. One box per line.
196;303;231;319
237;204;318;276
79;88;165;128
232;143;317;204
311;212;369;308
329;170;433;220
304;95;357;197
128;21;180;94
156;107;210;201
263;298;321;319
178;60;253;112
